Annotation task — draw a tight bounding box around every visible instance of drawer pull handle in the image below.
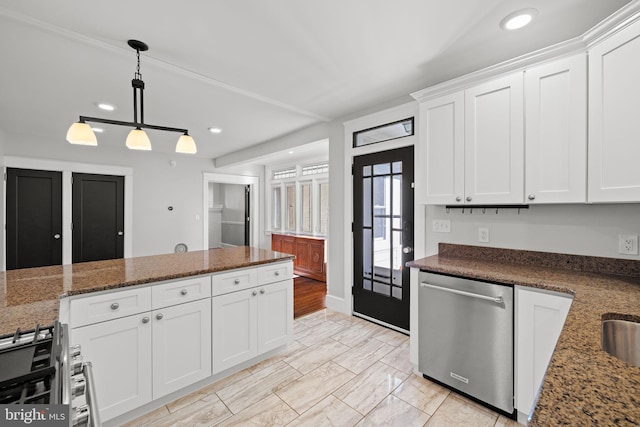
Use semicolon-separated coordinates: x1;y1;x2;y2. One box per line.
252;290;257;297
110;303;119;310
156;313;164;320
180;289;188;296
260;289;265;295
142;316;150;324
234;279;240;285
275;271;280;276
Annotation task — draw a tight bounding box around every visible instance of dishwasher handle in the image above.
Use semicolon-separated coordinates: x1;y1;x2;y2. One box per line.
420;282;504;304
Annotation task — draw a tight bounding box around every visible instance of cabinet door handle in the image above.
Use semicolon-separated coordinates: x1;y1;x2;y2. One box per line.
156;313;163;320
252;290;257;297
260;289;265;295
466;196;472;202
110;303;119;310
275;271;280;276
234;279;240;285
455;196;462;202
142;316;150;324
180;289;188;296
528;194;536;201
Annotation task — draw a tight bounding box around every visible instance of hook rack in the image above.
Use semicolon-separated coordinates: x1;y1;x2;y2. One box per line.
444;204;529;214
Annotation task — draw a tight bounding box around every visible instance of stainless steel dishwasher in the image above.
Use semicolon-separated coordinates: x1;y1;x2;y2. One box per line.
419;272;514;415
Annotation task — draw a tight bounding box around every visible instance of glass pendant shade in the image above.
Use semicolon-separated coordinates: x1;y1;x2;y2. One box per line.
66;122;97;146
175;134;197;154
126;128;152;150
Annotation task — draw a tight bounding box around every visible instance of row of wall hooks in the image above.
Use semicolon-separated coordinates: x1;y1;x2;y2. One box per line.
444;205;530;214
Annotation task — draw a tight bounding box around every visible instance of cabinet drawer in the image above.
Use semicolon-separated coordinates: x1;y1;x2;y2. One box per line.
211;268;257;296
70;287;152;327
258;262;292;286
152;276;212;309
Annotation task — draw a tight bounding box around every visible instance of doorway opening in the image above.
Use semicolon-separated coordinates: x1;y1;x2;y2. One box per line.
208;183;250;248
202;173;259;251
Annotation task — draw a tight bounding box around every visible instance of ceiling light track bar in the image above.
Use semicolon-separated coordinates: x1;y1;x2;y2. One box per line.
79;116;188;134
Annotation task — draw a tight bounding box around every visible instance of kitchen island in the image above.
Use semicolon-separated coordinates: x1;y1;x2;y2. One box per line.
408;244;640;426
0;246;295;425
0;246;294;335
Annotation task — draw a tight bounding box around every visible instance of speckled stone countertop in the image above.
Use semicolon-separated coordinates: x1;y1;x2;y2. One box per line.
408;244;640;426
0;246;294;336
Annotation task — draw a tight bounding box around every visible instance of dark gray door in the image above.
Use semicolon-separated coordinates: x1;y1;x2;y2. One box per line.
6;168;63;270
353;146;414;331
72;173;124;263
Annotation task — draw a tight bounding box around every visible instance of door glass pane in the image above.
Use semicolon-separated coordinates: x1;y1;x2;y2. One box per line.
373;163;391;175
272;187;281;229
392;174;402;229
301;183;312;233
392;161;402;173
363;229;372;280
373;282;390;296
363;177;372;228
363;165;372;177
286;185;296;231
392;230;403;287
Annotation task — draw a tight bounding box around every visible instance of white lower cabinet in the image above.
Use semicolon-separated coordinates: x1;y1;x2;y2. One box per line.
68;263;292;423
212;287;258;372
212;279;293;373
72;312;153;422
515;286;573;419
152;298;212;398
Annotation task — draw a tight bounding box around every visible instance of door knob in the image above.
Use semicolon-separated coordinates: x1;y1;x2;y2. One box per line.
54;234;61;239
117;231;124;236
403;246;413;254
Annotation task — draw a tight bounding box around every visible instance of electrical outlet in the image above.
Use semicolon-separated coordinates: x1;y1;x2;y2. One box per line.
432;219;451;233
478;227;489;243
619;234;639;255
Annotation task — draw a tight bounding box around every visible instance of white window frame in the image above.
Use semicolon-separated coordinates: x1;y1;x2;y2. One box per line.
267;163;328;237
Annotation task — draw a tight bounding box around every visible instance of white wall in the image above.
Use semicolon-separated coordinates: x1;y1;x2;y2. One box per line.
425;204;640;259
3;131;263;258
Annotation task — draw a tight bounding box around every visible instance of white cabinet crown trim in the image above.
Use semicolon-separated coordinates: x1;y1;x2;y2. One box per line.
411;4;640;103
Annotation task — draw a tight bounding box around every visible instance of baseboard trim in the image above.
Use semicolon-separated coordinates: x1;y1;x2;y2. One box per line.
325;294;349;314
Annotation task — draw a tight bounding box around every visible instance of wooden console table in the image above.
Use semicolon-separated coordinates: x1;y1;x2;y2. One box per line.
271;233;326;282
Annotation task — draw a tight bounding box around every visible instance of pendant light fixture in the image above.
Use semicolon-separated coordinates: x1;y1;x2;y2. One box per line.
66;40;197;154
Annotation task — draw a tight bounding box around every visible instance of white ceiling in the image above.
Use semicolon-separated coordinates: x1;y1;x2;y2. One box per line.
0;0;632;161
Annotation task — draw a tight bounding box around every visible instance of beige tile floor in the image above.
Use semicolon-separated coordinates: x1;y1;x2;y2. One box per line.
125;309;520;427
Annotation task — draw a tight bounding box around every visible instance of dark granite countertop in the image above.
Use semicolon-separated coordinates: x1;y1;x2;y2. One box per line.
408;244;640;426
0;246;294;336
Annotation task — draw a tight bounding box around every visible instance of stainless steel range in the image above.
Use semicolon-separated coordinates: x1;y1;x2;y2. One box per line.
0;320;100;426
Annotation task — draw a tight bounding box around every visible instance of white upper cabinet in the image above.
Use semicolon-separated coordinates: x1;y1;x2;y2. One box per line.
525;54;587;203
419;92;465;205
418;73;524;205
464;73;524;205
589;19;640;202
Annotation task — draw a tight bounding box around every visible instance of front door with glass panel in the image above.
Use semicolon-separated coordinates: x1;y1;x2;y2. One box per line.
353;146;414;331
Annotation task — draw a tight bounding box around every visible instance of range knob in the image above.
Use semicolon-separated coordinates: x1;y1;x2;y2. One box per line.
69;344;82;358
71;356;84;375
73;404;89;426
71;376;86;398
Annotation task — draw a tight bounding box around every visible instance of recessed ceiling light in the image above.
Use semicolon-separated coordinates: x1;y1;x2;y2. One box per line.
208;127;222;134
91;127;104;133
96;102;116;111
288;151;294;154
500;8;538;30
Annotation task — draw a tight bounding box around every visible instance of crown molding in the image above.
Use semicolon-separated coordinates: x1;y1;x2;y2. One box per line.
0;7;331;122
583;0;640;47
412;0;640;103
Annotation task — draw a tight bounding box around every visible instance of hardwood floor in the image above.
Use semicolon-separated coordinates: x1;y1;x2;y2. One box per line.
294;276;327;318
